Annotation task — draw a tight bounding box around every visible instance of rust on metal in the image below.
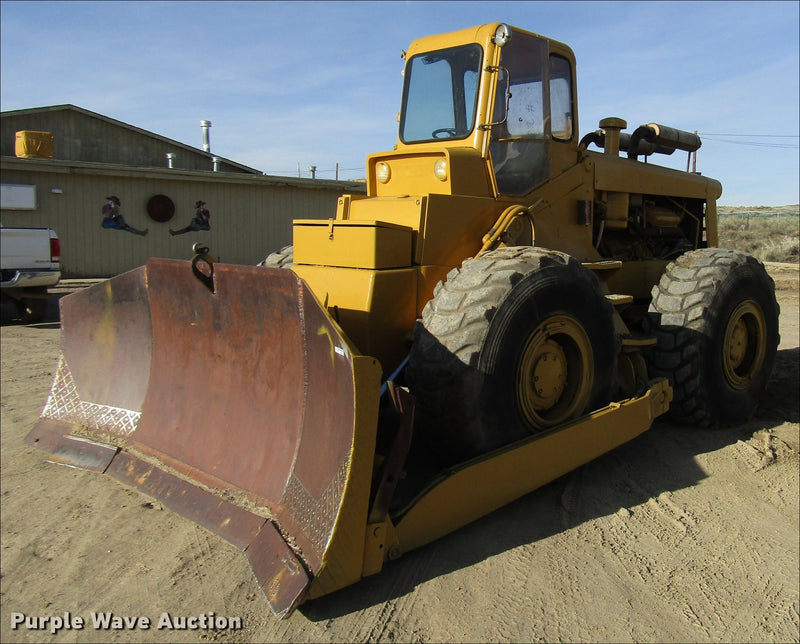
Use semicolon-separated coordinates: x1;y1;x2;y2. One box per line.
28;258;373;615
106;452;268;551
246;521;311;618
26;418;119;472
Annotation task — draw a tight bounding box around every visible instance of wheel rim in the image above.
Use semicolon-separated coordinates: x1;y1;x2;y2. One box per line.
517;315;593;429
722;300;767;390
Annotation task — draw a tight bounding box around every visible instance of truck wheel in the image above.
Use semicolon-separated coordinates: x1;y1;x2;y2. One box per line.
646;248;779;426
257;245;294;268
407;247;618;464
18;295;48;323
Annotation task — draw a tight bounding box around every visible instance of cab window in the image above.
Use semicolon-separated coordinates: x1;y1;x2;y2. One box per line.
489;32;549;196
550;55;573;141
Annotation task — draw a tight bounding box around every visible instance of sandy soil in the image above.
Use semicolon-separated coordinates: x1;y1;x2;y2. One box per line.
1;264;798;643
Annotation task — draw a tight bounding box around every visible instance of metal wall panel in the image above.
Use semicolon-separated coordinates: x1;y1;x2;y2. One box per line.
1;159;365;277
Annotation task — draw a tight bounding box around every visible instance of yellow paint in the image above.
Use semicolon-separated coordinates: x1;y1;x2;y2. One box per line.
393;380;672;555
294;219;413;269
93;282;118;394
289;24;715;591
292;265;417;376
316;326;336;366
307;354;382;599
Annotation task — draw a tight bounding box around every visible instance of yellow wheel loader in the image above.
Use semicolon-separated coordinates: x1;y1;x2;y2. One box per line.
28;23;779;617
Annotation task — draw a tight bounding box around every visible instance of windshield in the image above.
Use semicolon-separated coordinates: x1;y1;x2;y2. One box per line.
399;44;482;143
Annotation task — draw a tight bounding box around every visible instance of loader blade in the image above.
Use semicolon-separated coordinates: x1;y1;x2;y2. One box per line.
27;258;382;617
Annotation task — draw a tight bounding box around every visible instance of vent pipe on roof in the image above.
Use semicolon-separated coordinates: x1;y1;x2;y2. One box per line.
201;120;212;152
212;156;220;172
166;152;176;169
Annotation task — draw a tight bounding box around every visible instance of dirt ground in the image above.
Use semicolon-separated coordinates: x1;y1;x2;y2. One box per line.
1;264;798;644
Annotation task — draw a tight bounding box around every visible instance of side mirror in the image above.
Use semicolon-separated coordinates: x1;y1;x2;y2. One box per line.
479;66;511;130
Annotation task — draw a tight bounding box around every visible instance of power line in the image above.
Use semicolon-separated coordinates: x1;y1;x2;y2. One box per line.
699;133;799;149
261;133;800;175
699;133;799;137
701;139;798;149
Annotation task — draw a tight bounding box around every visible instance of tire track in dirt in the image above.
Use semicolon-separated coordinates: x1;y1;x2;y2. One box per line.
608;486;726;641
309;540;442;643
361;543;441;643
488;541;543;642
549;451;738;642
2;265;797;643
597;428;800;643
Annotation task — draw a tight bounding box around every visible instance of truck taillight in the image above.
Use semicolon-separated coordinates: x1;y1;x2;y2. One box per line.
50;238;61;263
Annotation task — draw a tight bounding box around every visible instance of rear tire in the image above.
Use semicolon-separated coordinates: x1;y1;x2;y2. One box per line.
258;245;294;268
407;247;618;463
646;248;779;426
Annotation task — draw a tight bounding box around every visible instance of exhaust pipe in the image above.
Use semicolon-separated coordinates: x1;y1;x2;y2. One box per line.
579;118;675;157
628;123;701;160
201;120;212;153
599;117;626;156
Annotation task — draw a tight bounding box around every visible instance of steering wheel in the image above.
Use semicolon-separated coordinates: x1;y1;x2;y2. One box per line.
431;128;458;139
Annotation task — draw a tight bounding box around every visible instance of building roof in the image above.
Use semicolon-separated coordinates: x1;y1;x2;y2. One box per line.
1;103;262;174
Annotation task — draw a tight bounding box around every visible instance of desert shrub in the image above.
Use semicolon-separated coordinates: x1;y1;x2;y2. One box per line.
717;207;799;263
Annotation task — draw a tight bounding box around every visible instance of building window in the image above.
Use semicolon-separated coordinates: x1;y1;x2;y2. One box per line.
1;184;37;210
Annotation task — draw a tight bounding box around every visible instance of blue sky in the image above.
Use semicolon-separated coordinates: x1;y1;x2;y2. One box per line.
1;0;798;205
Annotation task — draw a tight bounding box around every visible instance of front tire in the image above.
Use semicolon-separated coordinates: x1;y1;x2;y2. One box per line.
257;245;294;268
407;247;618;463
647;248;779;426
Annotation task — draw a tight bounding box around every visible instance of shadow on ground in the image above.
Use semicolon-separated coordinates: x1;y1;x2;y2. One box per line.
5;287;797;623
0;290;66;327
300;346;799;621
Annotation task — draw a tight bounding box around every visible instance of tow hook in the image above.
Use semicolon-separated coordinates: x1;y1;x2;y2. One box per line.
191;243;216;292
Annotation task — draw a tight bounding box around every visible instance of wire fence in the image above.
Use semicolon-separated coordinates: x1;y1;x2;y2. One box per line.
262;164;366;181
718;208;800;225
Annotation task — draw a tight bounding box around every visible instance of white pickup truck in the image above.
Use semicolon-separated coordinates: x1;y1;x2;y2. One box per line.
1;225;61;323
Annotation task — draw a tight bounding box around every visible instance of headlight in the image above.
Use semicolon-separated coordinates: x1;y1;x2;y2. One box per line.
493;24;512;47
376;162;391;183
434;158;448;181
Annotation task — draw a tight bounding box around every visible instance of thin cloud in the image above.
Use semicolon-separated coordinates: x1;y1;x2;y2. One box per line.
1;1;797;204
